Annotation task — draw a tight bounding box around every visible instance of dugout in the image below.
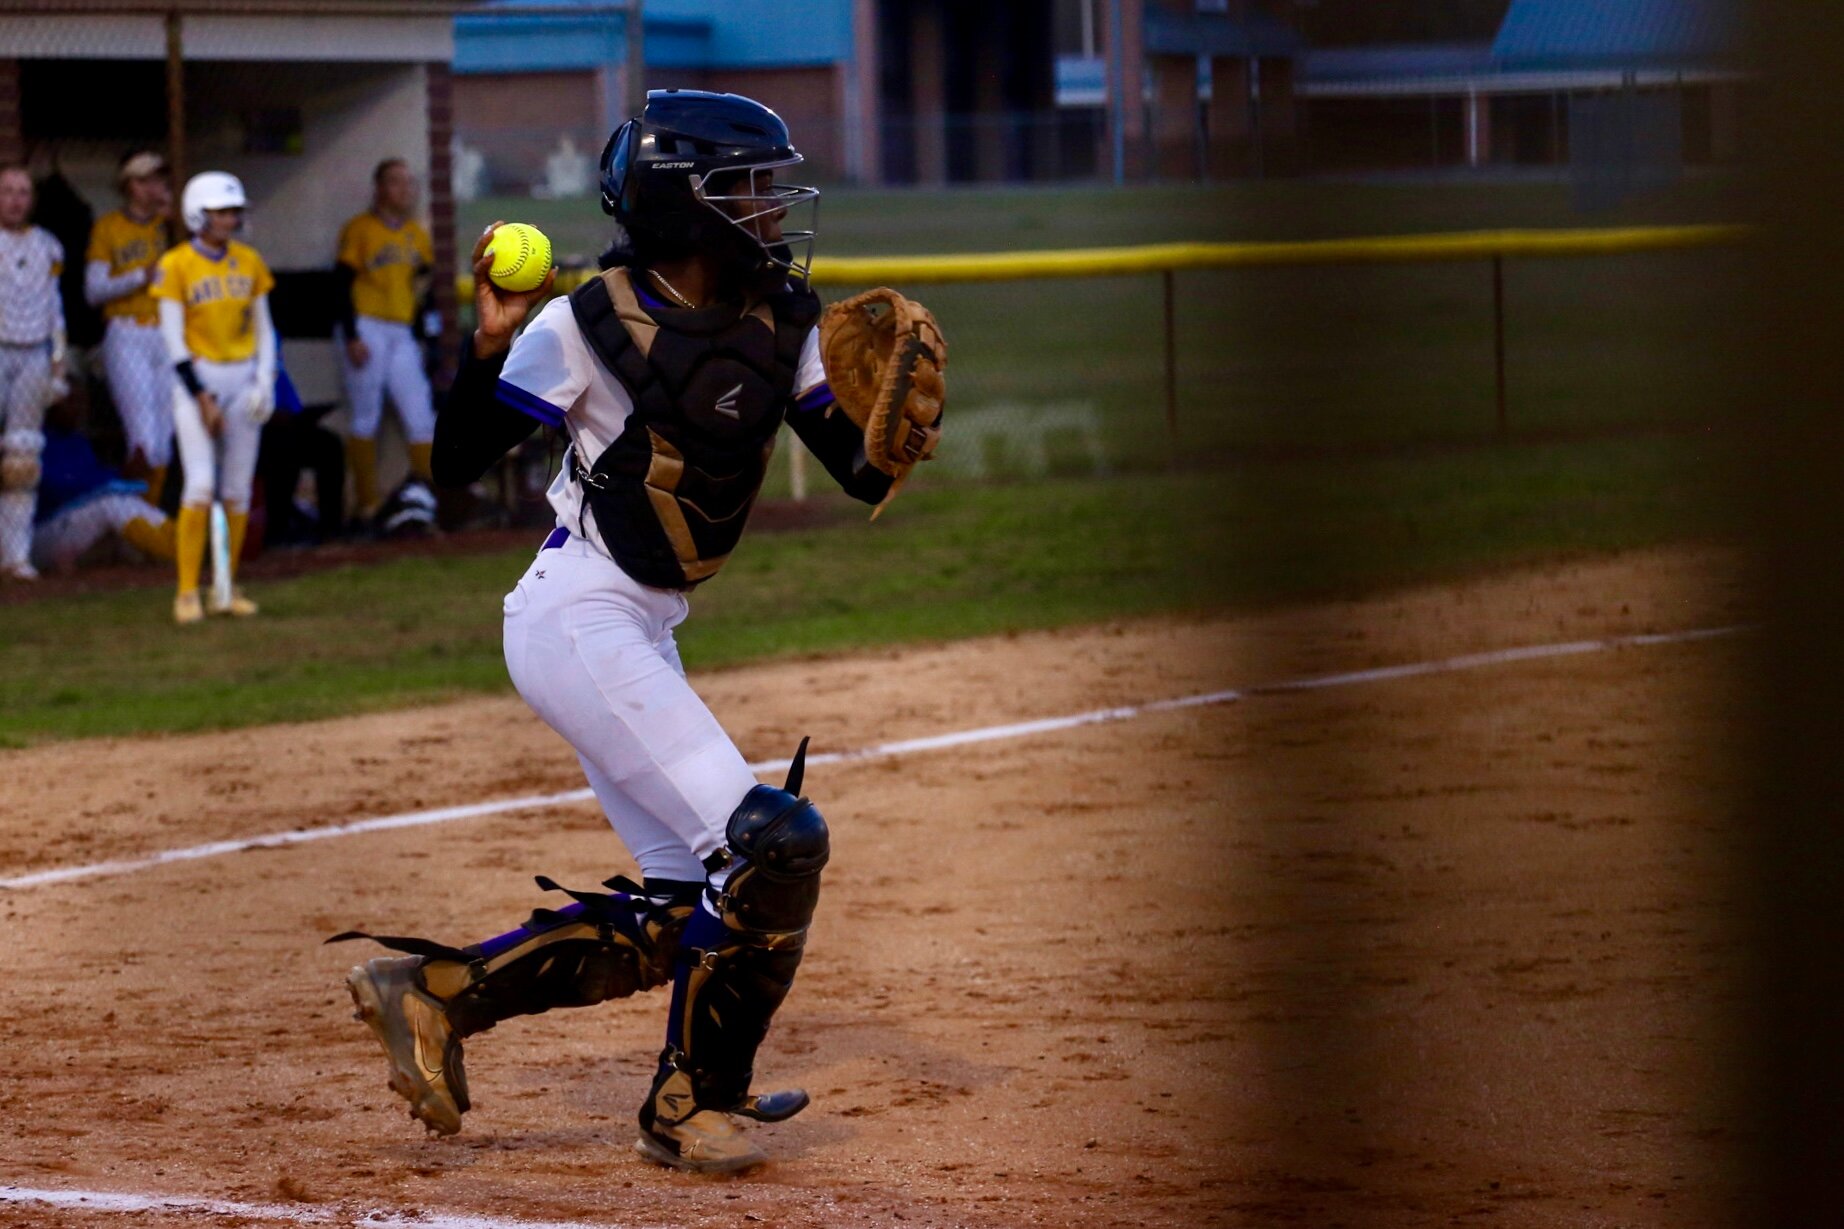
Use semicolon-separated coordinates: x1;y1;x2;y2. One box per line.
0;0;468;498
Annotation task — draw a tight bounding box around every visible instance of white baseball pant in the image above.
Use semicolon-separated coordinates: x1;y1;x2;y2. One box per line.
102;318;175;467
31;492;158;571
173;358;263;511
339;316;434;442
0;341;52;573
500;531;757;884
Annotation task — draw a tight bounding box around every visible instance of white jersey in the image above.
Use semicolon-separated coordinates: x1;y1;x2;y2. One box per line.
0;226;65;347
497;291;828;565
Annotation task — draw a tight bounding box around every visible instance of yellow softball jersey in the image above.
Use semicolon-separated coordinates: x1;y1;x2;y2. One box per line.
337;212;433;325
86;210;168;324
149;239;276;363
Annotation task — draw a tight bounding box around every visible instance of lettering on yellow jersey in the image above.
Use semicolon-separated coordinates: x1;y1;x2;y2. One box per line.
368;242;415;270
185;265;256;307
111;236;157;267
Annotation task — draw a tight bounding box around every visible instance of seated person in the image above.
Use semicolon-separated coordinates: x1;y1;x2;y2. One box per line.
32;403;175;574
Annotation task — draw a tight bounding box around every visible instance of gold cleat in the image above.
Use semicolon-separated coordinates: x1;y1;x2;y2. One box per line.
173;590;205;625
345;956;471;1136
634;1067;767;1174
208;588;258;617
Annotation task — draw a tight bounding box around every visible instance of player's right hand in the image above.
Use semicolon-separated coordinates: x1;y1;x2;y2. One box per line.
472;221;556;359
197;390;224;437
346;337;371;369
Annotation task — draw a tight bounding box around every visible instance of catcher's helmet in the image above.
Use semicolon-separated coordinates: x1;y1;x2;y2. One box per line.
181;171;246;235
599;89;818;286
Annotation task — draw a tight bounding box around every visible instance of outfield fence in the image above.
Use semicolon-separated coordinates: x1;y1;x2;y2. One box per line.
462;223;1747;508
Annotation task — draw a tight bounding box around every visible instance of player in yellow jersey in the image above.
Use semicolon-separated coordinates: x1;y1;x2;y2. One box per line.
150;172;276;625
85;150;174;505
335;158;435;518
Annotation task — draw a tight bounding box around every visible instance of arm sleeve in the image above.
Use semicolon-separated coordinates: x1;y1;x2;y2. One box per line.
785;328;894;505
252;295;277;390
158;298;190;364
85;259;146;308
432;339;544;487
49;238;66;365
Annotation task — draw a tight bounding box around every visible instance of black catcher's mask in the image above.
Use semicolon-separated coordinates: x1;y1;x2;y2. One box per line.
599;89;819;292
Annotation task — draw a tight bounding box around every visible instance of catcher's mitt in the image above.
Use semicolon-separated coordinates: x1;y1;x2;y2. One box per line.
818;287;946;517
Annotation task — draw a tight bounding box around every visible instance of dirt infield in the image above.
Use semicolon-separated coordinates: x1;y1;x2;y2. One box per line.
0;543;1748;1227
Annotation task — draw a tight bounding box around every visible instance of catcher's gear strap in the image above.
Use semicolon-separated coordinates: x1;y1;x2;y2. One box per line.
327;874;701;1039
565;268;819;589
817;288;946;518
430;339;540;488
666;768;829;1111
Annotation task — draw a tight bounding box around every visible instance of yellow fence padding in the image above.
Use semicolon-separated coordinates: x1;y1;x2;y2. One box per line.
456;225;1748;300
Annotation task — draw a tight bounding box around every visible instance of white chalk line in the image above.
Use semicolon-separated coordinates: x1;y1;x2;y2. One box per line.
0;1183;664;1229
0;624;1743;894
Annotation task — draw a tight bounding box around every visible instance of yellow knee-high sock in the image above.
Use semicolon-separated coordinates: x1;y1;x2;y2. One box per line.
143;465;167;508
345;436;378;515
226;510;249;581
176;504;208;595
407;441;434;484
123;515;176;562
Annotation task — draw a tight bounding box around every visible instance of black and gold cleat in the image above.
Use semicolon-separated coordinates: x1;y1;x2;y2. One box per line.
345;956;471;1136
635;1067;773;1174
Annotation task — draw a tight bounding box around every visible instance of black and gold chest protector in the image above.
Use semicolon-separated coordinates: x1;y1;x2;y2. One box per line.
567;268;820;589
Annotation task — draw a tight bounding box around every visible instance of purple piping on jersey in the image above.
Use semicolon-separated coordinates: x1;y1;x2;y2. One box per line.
633;279;670;311
495;378;566;427
474;900;587;959
795;382;834;412
541;525;568;551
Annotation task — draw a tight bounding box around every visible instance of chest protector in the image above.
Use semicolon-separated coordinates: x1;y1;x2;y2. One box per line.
567;268;819;589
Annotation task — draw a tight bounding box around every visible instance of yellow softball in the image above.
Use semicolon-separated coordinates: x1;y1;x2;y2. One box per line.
486;222;554;293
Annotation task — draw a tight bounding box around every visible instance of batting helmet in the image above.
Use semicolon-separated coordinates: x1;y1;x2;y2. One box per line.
599;89;818;287
181;171;246;236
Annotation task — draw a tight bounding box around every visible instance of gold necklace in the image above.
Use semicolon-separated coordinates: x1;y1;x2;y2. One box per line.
648;268;699;309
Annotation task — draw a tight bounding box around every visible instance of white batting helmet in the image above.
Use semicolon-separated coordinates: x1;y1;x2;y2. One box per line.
181;171;247;235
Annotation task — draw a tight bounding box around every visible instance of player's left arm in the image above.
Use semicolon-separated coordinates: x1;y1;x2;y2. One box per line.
47;234;67;377
784;327;895;505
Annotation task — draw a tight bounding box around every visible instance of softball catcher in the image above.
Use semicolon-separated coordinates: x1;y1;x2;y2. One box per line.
86;150;174;505
151;172;276;624
337;89;945;1174
0;163;67;583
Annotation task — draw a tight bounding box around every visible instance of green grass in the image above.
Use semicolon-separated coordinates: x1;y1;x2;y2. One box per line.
0;435;1731;746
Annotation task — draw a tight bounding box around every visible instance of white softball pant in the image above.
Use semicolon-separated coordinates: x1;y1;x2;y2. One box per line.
339;316;434;443
500;530;758;883
102;318;174;467
31;492;156;571
173;358;263;511
0;341;53;572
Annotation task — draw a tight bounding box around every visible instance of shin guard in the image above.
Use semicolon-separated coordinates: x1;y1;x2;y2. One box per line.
645;742;829;1131
332;874;702;1038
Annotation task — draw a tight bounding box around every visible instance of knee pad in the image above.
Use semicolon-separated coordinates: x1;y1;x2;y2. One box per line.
711;739;830;938
1;430;44;492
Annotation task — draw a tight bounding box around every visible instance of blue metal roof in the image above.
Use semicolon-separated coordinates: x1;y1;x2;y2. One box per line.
1492;0;1739;69
455;0;851;75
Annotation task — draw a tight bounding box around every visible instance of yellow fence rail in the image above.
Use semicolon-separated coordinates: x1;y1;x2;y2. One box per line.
460;224;1747;448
